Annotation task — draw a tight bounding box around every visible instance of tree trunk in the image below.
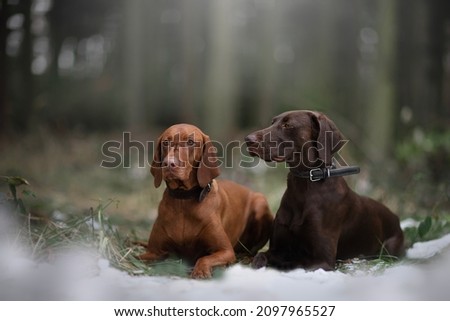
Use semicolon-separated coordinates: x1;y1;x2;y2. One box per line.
0;0;8;133
429;0;450;123
123;0;145;130
396;0;437;132
365;0;397;161
256;1;282;127
203;0;237;140
20;0;33;131
180;0;200;125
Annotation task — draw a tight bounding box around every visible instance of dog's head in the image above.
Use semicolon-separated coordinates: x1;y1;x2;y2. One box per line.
151;124;220;190
245;110;345;168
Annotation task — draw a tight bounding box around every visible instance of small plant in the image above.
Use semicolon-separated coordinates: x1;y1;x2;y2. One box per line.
0;175;191;278
0;175;34;215
88;198;192;277
403;215;450;246
337;257;397;276
336;244;402;276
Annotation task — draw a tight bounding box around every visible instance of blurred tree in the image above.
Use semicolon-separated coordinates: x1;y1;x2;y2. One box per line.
180;0;198;125
329;0;359;120
256;0;281;127
365;0;397;161
123;0;146;130
396;0;450;133
204;0;237;140
21;0;32;131
0;0;7;133
4;0;33;131
1;0;448;140
427;0;450;123
47;0;119;130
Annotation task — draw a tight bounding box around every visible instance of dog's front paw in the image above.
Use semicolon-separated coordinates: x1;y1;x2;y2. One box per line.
252;252;268;269
191;262;212;279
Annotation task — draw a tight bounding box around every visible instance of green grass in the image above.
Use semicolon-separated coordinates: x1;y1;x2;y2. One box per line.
337;258;398;276
2;179;450;278
4;181;449;277
2;190;190;277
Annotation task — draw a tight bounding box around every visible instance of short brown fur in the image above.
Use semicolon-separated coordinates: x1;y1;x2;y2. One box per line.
245;110;404;270
139;124;273;278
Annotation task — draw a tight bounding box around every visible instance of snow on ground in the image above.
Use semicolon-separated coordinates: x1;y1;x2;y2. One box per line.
1;235;450;301
1;209;450;301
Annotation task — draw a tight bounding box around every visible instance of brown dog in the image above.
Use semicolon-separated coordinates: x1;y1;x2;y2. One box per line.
245;110;404;271
139;124;272;278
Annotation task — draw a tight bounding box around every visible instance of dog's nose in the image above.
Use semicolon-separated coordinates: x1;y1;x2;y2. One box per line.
245;133;257;144
163;156;176;168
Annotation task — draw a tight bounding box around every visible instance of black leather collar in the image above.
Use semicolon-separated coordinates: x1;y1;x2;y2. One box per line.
167;182;212;202
290;165;360;182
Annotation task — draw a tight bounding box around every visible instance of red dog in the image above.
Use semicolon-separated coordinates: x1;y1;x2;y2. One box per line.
139;124;273;278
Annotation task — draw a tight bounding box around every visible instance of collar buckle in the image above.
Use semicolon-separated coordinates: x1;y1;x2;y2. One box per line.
309;168;324;182
292;165;360;182
199;182;212;202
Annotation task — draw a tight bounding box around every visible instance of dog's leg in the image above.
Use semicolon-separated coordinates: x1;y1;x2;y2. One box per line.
137;250;168;261
252;251;269;268
382;232;405;258
191;249;236;279
136;232;169;262
252;219;291;269
236;194;273;256
132;241;148;247
190;222;238;278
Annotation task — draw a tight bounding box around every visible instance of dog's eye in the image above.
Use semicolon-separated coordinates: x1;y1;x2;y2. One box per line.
281;123;292;129
162;140;170;147
187;139;195;146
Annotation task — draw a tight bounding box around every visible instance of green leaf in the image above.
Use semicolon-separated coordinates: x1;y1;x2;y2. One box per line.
22;189;36;198
418;216;432;239
0;176;30;186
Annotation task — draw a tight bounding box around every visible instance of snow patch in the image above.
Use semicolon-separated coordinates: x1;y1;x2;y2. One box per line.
2;208;450;300
407;234;450;259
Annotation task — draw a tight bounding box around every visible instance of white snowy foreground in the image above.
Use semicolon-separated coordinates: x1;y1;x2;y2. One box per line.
1;230;450;301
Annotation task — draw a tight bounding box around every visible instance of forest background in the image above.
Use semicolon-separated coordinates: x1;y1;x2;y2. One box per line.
0;0;449;265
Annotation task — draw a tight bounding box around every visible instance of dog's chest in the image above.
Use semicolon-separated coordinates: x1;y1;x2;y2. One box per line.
161;201;209;247
280;180;347;230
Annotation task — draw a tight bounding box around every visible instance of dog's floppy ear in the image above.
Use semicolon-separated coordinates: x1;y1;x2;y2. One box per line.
150;135;163;188
310;112;345;167
197;135;220;188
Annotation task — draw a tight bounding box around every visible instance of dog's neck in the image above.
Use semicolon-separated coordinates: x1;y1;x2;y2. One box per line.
287;156;325;172
166;182;212;202
163;167;213;202
287;139;334;170
164;169;198;190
